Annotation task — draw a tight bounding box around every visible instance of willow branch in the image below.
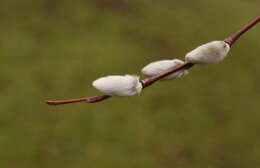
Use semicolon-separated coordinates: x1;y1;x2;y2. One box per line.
45;16;260;105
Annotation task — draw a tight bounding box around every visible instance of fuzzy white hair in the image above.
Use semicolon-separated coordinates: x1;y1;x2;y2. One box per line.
141;59;189;79
92;75;142;96
185;41;230;64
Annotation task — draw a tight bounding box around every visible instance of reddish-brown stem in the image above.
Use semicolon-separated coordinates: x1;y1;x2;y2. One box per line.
224;16;260;46
46;97;88;105
45;95;111;105
45;16;260;105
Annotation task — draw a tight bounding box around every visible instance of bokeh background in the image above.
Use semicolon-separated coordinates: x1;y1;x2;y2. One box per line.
0;0;260;168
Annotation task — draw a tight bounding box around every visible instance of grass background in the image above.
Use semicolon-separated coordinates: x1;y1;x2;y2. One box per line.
0;0;260;167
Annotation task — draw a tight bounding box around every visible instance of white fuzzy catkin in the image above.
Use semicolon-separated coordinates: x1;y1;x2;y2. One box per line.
92;75;142;96
185;41;230;64
141;59;189;79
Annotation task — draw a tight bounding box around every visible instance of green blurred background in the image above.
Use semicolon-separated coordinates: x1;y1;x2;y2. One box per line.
0;0;260;167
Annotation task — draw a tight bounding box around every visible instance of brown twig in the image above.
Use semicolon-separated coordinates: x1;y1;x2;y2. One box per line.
224;16;260;46
45;63;193;105
45;16;260;105
45;95;111;105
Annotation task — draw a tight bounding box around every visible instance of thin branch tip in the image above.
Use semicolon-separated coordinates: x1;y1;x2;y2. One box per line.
45;94;111;105
224;16;260;46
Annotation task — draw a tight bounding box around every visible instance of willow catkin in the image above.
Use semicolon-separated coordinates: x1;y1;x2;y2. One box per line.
185;41;230;64
141;59;189;79
92;75;142;96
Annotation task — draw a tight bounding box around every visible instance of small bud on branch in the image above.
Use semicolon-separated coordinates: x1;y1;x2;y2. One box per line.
141;62;194;88
142;59;189;79
45;16;260;105
92;75;142;96
185;41;230;64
